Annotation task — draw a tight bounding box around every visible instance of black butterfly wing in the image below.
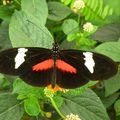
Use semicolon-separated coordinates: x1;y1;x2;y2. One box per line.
0;47;52;87
20;68;53;87
0;47;118;89
56;50;117;89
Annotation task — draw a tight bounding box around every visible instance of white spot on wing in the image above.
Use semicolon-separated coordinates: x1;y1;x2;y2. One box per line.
83;52;95;73
15;48;28;69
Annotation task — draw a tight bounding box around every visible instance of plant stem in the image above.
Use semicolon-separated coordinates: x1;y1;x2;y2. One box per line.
50;97;65;119
36;116;38;120
77;13;81;25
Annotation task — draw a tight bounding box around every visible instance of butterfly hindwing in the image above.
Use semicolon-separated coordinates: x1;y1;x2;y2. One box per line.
56;50;117;88
20;67;53;87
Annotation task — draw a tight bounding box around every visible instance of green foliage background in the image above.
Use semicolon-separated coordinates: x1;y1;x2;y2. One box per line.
0;0;120;120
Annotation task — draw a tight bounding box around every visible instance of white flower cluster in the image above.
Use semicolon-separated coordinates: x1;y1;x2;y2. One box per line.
3;0;11;5
63;89;69;93
73;0;85;12
44;87;54;98
65;113;81;120
83;22;94;32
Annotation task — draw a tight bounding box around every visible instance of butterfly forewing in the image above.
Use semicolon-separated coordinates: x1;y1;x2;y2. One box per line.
56;50;117;88
0;47;53;87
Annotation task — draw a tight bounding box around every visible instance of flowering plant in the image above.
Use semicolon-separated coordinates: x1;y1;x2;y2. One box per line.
0;0;119;120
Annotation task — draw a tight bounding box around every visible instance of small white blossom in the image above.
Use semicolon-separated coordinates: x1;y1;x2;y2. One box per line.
3;0;11;5
83;22;94;32
73;0;85;12
44;87;54;98
65;113;81;120
63;89;69;93
3;0;7;5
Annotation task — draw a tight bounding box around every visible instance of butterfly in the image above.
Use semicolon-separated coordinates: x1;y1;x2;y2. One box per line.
0;42;118;89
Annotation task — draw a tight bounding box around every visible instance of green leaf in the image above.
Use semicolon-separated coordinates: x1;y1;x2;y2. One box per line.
62;19;79;35
30;116;49;120
0;21;11;49
102;5;113;18
60;40;76;49
12;78;45;100
80;0;113;24
104;69;120;96
90;23;120;42
114;99;120;116
21;0;48;25
104;0;120;16
64;81;98;96
0;5;14;21
24;96;41;116
102;92;120;108
95;41;120;62
53;95;63;108
77;37;96;48
61;89;110;120
0;73;4;86
67;33;78;41
48;2;72;21
61;0;72;5
9;10;53;48
0;74;11;89
0;92;24;120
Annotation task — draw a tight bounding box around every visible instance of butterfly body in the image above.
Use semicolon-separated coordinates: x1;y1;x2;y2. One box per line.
0;43;118;89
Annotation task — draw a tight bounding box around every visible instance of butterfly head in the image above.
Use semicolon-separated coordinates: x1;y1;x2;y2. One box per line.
52;42;59;52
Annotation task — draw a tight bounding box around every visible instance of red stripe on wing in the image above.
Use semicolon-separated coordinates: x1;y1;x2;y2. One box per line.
32;59;54;71
56;59;77;74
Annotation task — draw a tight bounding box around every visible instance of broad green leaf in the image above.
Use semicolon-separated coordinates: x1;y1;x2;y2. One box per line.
41;113;60;120
77;37;96;49
0;21;11;49
0;92;24;120
0;74;11;89
12;78;45;100
95;41;120;62
53;95;63;108
0;5;14;21
62;0;72;5
21;0;48;25
90;23;120;42
104;69;120;96
24;96;41;116
60;40;76;49
48;2;72;21
61;89;110;120
64;81;98;96
30;116;49;120
62;19;79;35
0;73;4;86
114;99;120;116
67;33;77;41
95;89;119;108
102;92;119;108
9;10;53;48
